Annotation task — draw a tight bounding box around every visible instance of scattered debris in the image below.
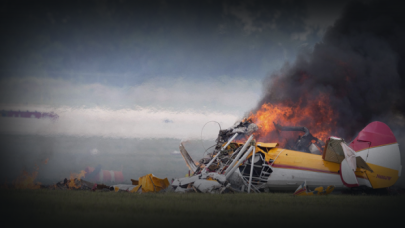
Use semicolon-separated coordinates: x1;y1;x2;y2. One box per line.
46;178;93;190
293;181;335;196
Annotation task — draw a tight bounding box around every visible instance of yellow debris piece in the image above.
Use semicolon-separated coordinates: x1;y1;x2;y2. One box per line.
256;142;278;148
130;174;170;193
293;181;334;196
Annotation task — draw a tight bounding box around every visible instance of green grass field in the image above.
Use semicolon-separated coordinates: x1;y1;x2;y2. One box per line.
3;189;405;227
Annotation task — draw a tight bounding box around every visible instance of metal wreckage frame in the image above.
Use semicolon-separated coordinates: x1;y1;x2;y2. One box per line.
172;119;326;194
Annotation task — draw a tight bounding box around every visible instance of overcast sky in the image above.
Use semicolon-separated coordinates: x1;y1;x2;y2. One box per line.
0;0;355;139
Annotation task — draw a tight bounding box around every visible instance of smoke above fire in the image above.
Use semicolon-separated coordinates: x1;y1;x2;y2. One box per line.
250;1;405;143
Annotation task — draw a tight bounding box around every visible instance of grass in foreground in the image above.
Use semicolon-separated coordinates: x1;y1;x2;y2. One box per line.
3;189;405;227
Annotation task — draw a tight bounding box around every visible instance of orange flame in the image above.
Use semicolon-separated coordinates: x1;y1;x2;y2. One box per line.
42;158;49;164
68;170;86;189
249;92;337;145
12;159;49;189
13;169;41;189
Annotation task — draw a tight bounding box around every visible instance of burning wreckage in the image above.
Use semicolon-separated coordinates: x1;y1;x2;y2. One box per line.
34;119;401;195
171;119;402;194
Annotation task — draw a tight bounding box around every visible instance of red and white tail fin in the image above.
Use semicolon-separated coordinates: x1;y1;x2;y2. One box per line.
349;121;401;188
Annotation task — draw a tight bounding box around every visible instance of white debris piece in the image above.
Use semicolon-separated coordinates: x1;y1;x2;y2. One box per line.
111;184;137;191
207;173;227;184
174;186;187;193
178;175;201;186
193;179;223;193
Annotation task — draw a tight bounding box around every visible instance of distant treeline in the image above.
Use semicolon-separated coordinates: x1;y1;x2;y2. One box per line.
1;110;59;119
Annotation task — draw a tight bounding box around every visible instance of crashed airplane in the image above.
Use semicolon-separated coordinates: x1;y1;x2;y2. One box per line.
172;120;402;193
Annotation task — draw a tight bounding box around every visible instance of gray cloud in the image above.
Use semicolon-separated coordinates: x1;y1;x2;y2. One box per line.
0;76;261;113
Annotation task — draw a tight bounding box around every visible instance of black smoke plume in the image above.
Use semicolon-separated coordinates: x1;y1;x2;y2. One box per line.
255;1;405;142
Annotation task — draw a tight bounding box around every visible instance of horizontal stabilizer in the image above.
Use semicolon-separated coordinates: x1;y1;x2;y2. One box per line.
323;138;374;172
356;157;373;172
